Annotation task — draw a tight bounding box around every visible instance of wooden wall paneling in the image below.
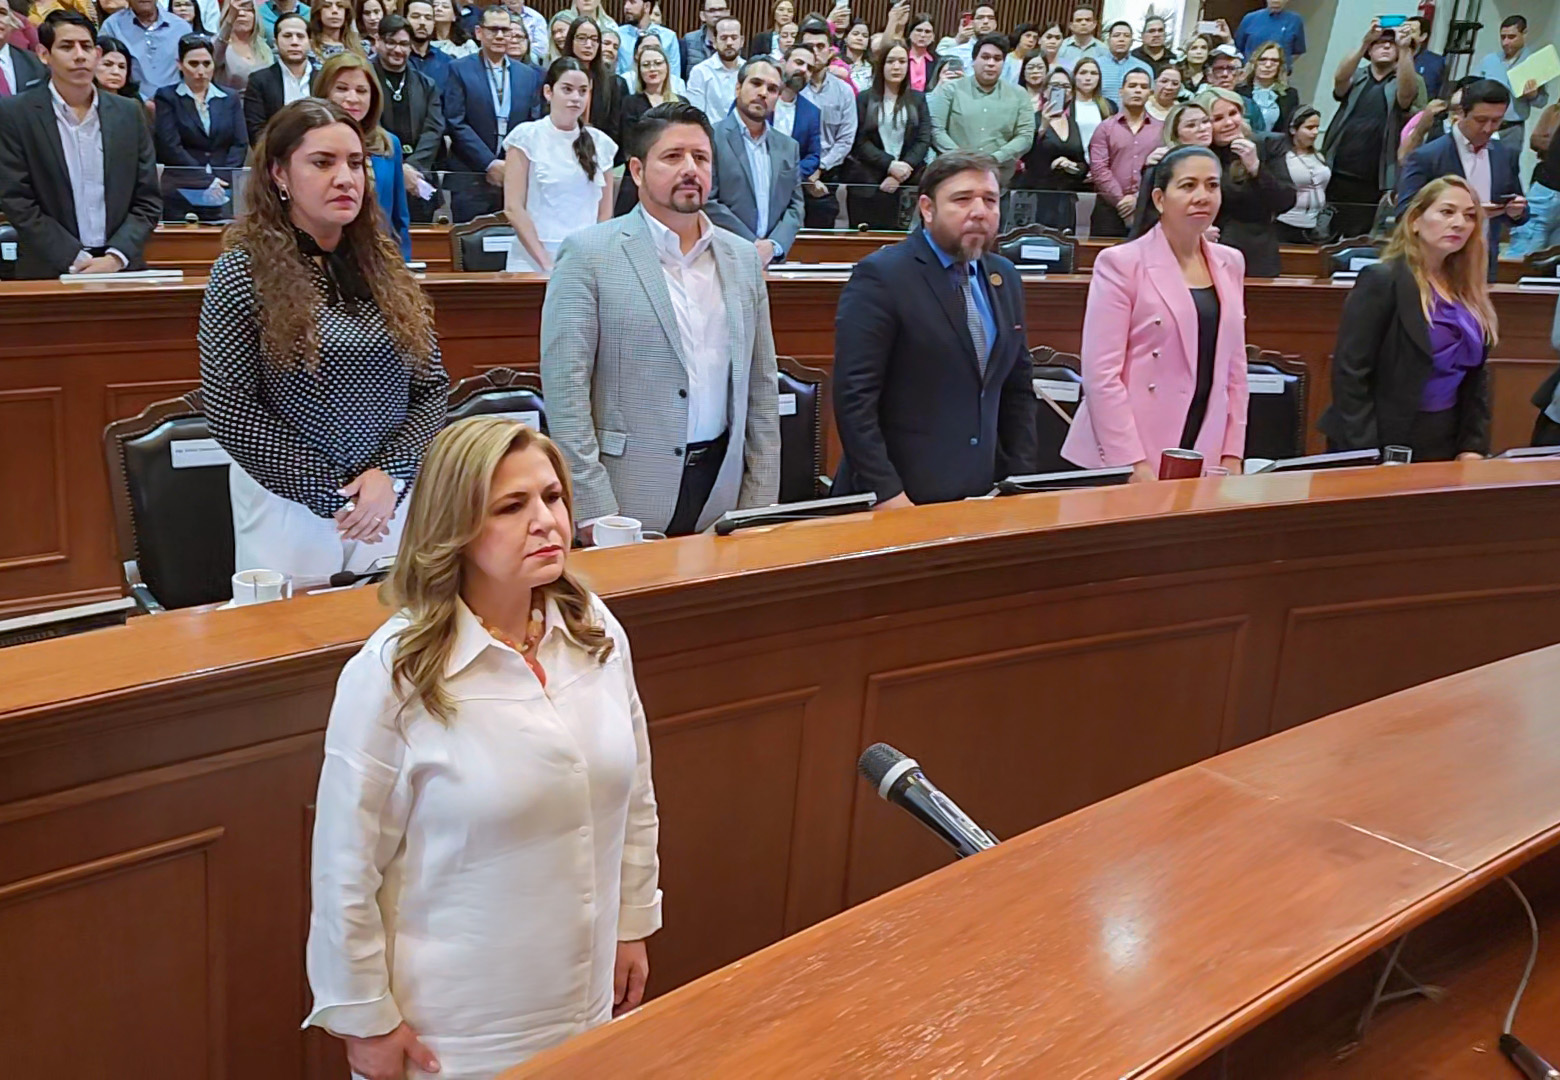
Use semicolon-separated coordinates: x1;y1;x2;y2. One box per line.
1490;356;1554;452
0;386;68;572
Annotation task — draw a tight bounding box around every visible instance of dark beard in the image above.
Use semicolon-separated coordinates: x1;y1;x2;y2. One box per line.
784;71;807;93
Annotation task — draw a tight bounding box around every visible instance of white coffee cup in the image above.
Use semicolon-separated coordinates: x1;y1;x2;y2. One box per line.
593;516;644;547
232;568;293;605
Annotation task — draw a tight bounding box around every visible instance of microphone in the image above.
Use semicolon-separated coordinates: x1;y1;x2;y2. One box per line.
328;557;396;589
857;743;997;859
1501;1035;1560;1080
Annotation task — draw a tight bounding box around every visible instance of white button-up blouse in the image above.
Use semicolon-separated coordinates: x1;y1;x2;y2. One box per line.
304;594;662;1079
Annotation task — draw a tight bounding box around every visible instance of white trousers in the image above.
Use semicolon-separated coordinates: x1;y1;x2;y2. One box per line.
229;464;405;588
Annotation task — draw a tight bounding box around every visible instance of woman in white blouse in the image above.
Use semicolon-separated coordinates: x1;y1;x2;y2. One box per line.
305;416;662;1080
1069;57;1114;164
502;57;617;272
1276;105;1331;244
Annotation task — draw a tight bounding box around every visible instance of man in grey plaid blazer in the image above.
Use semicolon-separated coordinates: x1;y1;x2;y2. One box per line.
540;102;781;538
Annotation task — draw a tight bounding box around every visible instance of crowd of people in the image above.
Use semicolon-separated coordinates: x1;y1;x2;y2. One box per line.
1;0;1557;275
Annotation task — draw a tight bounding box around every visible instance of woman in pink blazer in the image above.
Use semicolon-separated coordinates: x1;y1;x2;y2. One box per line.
1062;145;1250;480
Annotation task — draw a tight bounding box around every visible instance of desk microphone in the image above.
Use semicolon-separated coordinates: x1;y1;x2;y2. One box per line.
327;557;396;590
857;743;997;859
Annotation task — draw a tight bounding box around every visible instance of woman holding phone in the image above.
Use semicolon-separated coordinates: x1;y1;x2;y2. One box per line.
1017;66;1086;230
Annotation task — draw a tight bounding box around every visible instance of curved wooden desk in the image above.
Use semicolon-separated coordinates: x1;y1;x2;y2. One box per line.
4;463;1560;1078
1;272;1557;613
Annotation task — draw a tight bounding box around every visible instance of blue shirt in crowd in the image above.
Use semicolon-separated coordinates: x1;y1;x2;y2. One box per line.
1233;8;1306;67
100;4;192;100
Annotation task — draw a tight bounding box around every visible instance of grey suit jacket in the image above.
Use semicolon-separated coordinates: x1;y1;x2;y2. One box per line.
706;110;803;258
540;206;781;533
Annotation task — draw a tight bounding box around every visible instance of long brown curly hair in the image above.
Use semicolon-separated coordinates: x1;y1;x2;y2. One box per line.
225;98;435;371
384;417;615;724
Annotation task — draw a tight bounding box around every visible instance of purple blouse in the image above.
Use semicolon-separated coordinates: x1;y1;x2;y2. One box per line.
1421;298;1485;413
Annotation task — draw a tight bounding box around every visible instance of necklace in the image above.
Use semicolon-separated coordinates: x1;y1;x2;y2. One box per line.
480;606;548;686
383;68;407;100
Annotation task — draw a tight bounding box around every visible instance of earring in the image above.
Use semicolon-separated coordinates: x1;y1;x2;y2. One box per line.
278;185;291;203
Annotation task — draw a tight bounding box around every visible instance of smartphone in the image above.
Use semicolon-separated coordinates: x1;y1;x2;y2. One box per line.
1196;20;1219;34
959;11;973;28
1378;14;1408;27
1047;86;1066;112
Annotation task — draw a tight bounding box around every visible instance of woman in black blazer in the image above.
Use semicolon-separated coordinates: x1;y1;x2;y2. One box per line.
1236;42;1299;135
1015;67;1089;231
1197;87;1294;277
154;34;250;221
1319;176;1498;462
845;41;931;230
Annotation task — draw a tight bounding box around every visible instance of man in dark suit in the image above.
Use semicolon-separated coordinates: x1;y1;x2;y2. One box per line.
0;2;48;96
0;12;160;278
241;11;316;145
375;14;445;221
444;4;543;221
832;150;1037;507
705;57;801;264
1398;78;1529;280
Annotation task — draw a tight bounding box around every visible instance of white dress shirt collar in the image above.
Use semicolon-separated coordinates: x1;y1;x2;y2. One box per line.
641;205;715;268
1451;123;1493;206
49;80;100;125
0;44;15;93
445;595;576;678
176;80;229;100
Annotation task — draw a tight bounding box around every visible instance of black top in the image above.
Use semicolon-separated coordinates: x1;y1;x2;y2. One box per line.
1330;71;1390;181
1537;142;1560;193
1211;135;1297;278
1130;45;1175;77
1180;286;1220;449
1017;113;1089;191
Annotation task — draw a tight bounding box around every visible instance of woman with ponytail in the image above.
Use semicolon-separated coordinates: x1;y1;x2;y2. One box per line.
305;415;662;1079
500;56;617;272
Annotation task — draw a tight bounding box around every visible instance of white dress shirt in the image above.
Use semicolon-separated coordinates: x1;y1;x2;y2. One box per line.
281;60;312;103
643;208;730;442
1452;123;1493;206
48;84;126;267
304;595;661;1079
686;53;739;120
739;120;772;240
773;94;795;137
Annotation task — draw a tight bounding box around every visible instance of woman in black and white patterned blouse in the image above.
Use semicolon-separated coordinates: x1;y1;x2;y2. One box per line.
199;98;448;585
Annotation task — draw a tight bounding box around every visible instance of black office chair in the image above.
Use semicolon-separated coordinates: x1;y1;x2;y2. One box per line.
446;367;549;432
0;223;17;280
449;212;513;272
103;390;236;612
1029;345;1083;473
1243;347;1309;462
777;356;827;502
1320;235;1384;275
996;223;1076;273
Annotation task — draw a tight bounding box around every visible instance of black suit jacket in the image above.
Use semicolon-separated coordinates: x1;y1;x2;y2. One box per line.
0;84;161;278
241;62;286;146
846;88;932;184
1397;132;1527;281
374;60;445;173
1317;259;1491;456
832;229;1038;504
6;44;48;93
152;84;248;168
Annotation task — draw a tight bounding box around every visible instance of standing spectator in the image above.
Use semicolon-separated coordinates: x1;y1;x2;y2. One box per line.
935;3;996;73
154;33;247;219
833;151;1037;507
372;15;442;220
928;54;962;90
1529;296;1560;445
0;10;159;277
928;33;1032;188
1069;55;1112;164
100;0;191;98
1146;64;1180;122
679;0;726;81
1088;68;1160;237
771;44;819;189
1323;20;1421;240
1205;44;1243;91
501;56;614;271
214;0;273;90
0;4;48;92
1001;22;1037;85
846;39;929;229
839;17;870;90
1233;0;1304;70
428;0;475;59
1199;86;1295;277
314;51;411;258
355;0;380;54
706;56;801;262
613;35;678;211
797;15;853;227
616;0;677;81
402;0;452;90
685;13;740;118
1320;176;1495;461
1054;4;1103;72
1239;42;1297;133
96;35;141;97
1131;14;1173;77
167;0;204;35
500;0;547;67
445;5;545;221
256;0;307;45
1405;15;1444;100
1399;77;1472;165
309;0;365;62
242;11;315;143
1181;34;1211;94
1128;100;1215;238
565;14;627;147
746;0;789;59
556;0;616;35
1509;103;1559;256
1017;66;1087;229
1035;23;1062;71
1096;20;1149;106
904;11;935;92
1473;16;1549;151
1276;105;1329;243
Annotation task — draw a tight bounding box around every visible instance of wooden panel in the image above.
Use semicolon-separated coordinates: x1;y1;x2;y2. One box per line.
0;387;67;571
1490;356;1553;453
105;378;203;427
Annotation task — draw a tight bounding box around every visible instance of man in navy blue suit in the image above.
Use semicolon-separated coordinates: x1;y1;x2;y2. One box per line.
1398;78;1528;279
831;150;1037;507
444;4;542;220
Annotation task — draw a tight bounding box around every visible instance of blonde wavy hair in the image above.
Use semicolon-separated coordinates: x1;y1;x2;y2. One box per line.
1384;175;1499;345
226;98;435;371
1195;86;1254;181
384;417;614;724
1243;41;1288;90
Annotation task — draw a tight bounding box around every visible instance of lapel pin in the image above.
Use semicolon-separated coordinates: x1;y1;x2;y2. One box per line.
989;272;1003;287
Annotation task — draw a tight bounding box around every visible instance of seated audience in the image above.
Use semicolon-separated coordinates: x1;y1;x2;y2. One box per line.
846;40;929;230
1509;103;1559;257
1238;41;1297;133
706;56;800;261
198;98;448;583
243;11;317;143
214;0;273;90
1096;20;1150;106
904;11;935;92
1323;19;1422;241
1088;67;1160;237
1473;15;1548;150
101;0;192;98
154;33;247;218
1063;145;1248;478
833;151;1037;507
95;35;141;98
1234;0;1304;69
1199;86;1294;276
685;13;740;118
1145;63;1179;121
307;0;363;62
929;33;1032;188
314;51;410;258
501;56;615;271
0;11;160;277
1016;66;1087;230
445;5;544;221
1275;105;1328;243
1320;176;1495;462
1054;4;1103;72
1131;14;1173;77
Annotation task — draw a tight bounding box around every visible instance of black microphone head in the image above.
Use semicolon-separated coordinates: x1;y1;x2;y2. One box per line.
858;742;906;788
328;570;358;588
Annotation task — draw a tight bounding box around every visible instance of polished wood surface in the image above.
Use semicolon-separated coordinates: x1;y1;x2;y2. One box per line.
504;644;1560;1079
6;465;1560;1077
3;268;1558;614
